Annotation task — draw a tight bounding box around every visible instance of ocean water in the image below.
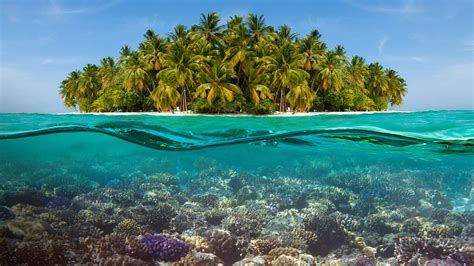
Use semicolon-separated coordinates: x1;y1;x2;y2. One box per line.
0;111;473;264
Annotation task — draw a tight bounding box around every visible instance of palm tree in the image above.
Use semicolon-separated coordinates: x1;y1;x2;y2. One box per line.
78;64;100;97
158;41;199;111
366;63;389;97
226;15;244;32
310;29;322;40
385;69;407;107
151;81;181;112
59;70;81;108
334;45;347;59
345;56;368;88
298;34;326;91
168;24;189;43
122;52;149;93
246;67;273;106
261;42;308;112
317;51;344;94
194;59;242;107
118;45;132;65
223;23;251;87
190;12;224;45
286;82;315;112
98;57;120;89
139;30;167;72
246;14;271;45
275;25;297;46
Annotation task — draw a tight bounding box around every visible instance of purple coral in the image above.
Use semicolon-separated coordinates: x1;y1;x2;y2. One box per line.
140;235;189;262
47;196;71;210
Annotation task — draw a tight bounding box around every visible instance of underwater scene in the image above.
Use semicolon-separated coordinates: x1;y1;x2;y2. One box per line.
0;111;473;265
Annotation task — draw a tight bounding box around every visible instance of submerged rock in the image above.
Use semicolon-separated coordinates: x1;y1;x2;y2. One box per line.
3;188;48;207
0;206;15;221
47;196;72;210
6;218;52;239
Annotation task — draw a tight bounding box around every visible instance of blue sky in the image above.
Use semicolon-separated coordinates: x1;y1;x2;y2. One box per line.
0;0;473;112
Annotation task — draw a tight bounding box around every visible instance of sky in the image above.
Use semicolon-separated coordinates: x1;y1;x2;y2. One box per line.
0;0;473;112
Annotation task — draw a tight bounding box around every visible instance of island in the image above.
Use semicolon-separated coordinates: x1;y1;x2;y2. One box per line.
59;12;407;114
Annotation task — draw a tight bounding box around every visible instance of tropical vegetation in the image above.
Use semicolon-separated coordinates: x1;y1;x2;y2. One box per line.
60;13;407;114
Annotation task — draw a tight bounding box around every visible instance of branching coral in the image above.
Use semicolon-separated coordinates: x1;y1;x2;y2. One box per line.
133;203;177;233
267;247;302;264
79;234;143;263
205;229;247;264
303;212;348;255
140;234;189;262
395;236;467;264
251;235;282;255
114;218;142;235
4;236;71;264
223;205;272;238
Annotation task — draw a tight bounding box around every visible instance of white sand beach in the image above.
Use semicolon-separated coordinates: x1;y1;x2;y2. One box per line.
54;110;410;117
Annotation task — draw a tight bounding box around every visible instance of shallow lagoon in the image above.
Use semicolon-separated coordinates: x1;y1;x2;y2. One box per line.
0;111;473;264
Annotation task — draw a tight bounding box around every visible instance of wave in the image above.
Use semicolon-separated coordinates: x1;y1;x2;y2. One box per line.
0;124;472;153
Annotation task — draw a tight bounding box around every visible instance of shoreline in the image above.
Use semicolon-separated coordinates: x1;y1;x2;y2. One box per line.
52;110;412;117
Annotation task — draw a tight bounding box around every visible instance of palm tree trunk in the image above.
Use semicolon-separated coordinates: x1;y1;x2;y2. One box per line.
280;87;286;112
310;76;316;91
181;89;187;112
184;89;187;111
237;63;242;88
275;86;281;108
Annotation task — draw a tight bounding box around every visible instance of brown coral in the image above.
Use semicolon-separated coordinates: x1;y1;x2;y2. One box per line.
267;247;302;263
113;218;142;235
79;234;143;263
251;236;282;255
205;229;247;264
181;235;212;253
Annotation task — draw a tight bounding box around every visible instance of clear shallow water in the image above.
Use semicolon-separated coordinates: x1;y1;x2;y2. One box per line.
0;111;473;264
0;111;473;208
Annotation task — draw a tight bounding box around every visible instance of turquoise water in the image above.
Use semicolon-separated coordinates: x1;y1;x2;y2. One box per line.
0;111;473;264
0;111;473;210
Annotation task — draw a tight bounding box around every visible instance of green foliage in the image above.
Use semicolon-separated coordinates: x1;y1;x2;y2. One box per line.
244;99;277;114
372;96;390;111
191;96;245;114
59;12;407;113
91;85;143;112
77;97;95;112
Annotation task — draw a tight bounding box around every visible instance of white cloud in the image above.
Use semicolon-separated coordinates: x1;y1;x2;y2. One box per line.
137;17;168;31
299;16;329;33
38;57;83;66
376;36;425;63
40;58;54;65
377;36;388;56
346;0;422;15
43;0;119;16
384;55;425;63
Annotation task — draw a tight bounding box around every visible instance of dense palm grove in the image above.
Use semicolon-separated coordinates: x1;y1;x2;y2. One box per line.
60;13;407;114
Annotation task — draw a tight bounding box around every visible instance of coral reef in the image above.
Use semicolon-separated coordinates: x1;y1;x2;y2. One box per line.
0;159;471;264
47;196;72;210
395;236;468;264
140;234;189;262
205;229;247;264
